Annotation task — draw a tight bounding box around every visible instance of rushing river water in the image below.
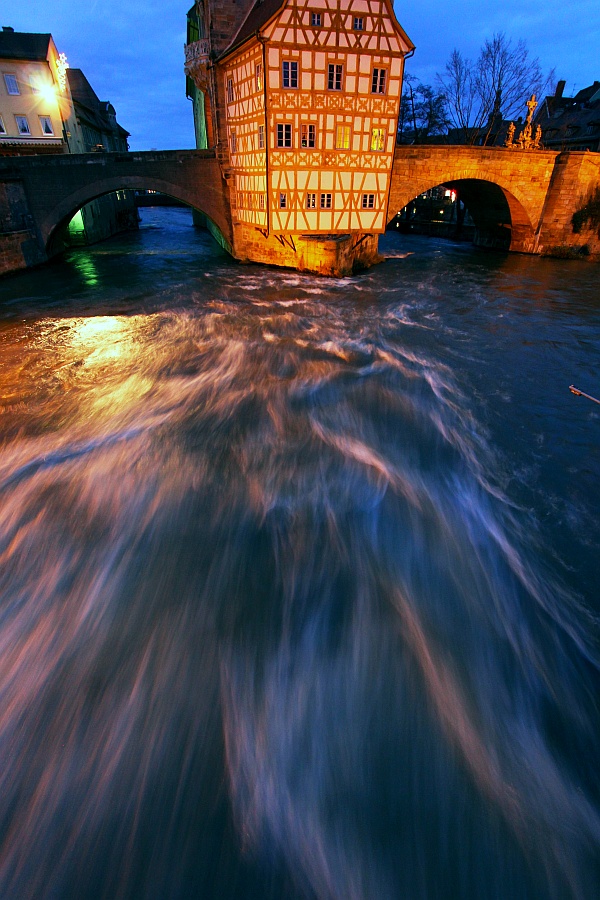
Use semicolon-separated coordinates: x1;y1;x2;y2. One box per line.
0;207;599;899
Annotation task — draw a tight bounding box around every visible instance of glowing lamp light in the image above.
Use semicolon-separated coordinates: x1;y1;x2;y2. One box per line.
39;82;57;104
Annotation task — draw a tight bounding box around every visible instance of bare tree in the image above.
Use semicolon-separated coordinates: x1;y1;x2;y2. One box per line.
398;75;449;144
437;33;555;145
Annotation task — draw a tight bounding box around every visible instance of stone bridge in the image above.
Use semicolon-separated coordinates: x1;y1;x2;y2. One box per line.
0;149;232;272
1;145;599;276
389;145;600;255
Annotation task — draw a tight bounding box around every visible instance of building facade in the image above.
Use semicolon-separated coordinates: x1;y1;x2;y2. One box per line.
0;27;137;250
0;27;78;156
185;0;414;274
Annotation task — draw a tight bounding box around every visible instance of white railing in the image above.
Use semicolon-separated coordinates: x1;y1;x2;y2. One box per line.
184;39;210;64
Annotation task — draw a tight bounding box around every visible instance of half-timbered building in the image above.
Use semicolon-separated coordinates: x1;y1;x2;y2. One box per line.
185;1;414;274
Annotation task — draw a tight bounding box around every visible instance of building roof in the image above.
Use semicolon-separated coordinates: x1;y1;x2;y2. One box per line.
535;80;600;150
0;29;51;61
222;0;285;58
219;0;415;62
66;68;130;138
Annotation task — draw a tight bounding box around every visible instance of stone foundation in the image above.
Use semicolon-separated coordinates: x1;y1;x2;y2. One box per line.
232;223;381;276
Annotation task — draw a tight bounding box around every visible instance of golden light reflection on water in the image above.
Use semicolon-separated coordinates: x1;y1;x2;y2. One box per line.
70;316;133;365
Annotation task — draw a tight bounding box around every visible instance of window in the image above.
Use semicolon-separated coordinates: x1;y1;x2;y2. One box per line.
328;64;343;91
226;77;234;103
3;73;19;95
255;64;263;92
0;115;5;135
30;77;40;94
372;68;387;94
370;127;385;151
306;192;316;209
587;123;599;135
259;195;265;210
311;13;321;26
15;115;30;135
362;194;375;209
335;124;351;149
258;124;265;149
276;123;292;148
279;193;287;209
320;193;332;209
39;116;54;135
353;17;364;30
230;129;237;153
282;61;298;89
301;123;316;148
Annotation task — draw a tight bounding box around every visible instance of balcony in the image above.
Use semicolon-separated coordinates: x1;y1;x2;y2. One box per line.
184;39;210;91
185;39;209;66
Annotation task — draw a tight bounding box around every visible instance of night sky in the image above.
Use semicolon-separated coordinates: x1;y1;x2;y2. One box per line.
3;1;599;151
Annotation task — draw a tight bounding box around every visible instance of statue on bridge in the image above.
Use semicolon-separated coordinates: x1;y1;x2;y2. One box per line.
505;95;542;150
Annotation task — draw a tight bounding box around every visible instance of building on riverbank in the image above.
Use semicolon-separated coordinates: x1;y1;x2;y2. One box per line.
0;26;137;251
535;80;600;153
184;0;414;275
0;27;78;156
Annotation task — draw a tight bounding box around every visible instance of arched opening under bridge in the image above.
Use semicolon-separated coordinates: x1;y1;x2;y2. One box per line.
387;177;537;254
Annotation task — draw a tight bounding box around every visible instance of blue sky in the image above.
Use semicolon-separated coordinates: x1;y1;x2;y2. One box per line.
3;1;599;150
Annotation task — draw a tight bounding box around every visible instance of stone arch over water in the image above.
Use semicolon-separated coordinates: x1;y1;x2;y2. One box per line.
44;174;231;257
389;147;560;252
389;177;535;252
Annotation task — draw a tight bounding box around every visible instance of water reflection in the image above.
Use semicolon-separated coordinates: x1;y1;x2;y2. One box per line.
71;249;100;287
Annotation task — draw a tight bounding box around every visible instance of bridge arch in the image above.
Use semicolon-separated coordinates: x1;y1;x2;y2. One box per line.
389;147;559;253
44;173;231;255
389;176;535;251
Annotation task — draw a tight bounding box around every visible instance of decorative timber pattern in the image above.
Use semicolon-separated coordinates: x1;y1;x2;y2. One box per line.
220;0;413;237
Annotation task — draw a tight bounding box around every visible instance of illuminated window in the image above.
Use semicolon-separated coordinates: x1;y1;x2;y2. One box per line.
30;76;40;94
320;193;332;209
15;115;30;135
226;77;233;103
230;129;236;153
335;125;351;149
259;194;265;210
0;115;5;135
362;194;375;209
301;123;316;148
372;68;387;94
282;61;298;89
370;127;385;151
258;124;265;149
3;73;19;95
255;63;263;92
276;123;292;148
353;17;364;30
311;13;321;26
279;193;287;209
328;64;343;91
306;193;316;208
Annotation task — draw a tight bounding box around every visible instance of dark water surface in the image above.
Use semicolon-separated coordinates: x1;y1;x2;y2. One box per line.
0;208;599;899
